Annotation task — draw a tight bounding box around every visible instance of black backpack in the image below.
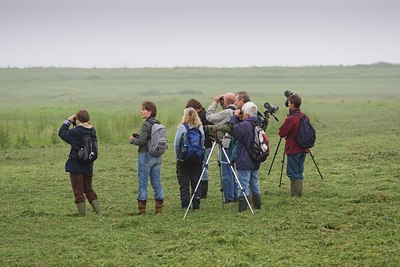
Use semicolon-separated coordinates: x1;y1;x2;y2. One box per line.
76;131;98;163
294;114;316;148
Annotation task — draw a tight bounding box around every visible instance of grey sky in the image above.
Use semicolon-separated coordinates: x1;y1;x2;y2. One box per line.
1;0;399;68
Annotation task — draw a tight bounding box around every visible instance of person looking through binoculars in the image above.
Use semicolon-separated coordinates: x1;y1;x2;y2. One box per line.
206;93;238;203
278;94;310;196
230;102;262;212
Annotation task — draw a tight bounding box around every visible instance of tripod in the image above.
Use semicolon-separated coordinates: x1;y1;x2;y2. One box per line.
183;139;255;219
268;137;324;187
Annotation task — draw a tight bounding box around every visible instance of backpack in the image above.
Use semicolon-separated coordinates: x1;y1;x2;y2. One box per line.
147;120;168;156
76;132;98;164
177;124;204;162
228;136;238;162
295;114;316;148
246;122;270;163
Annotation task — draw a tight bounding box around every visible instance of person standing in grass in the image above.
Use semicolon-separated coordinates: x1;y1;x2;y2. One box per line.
206;93;238;203
129;101;165;215
58;109;101;217
185;99;212;199
230;102;262;212
278;94;310;197
174;107;205;209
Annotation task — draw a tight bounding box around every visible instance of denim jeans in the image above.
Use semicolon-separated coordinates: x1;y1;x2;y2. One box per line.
286;152;307;180
237;169;260;197
221;147;238;201
200;147;212;181
137;152;164;201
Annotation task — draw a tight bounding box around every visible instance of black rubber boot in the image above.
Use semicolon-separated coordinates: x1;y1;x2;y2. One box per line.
238;197;247;212
252;194;261;209
200;180;208;199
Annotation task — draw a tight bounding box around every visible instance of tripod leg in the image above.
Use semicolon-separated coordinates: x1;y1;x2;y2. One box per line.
220;147;254;214
268;137;282;175
183;142;216;219
309;150;324;180
217;146;225;207
279;150;285;187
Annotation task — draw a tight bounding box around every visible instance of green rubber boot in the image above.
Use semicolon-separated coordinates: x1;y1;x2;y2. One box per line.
76;202;86;217
90;199;101;215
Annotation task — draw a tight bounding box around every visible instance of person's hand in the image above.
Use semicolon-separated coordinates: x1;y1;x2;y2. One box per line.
234;109;241;116
214;95;222;103
68;114;76;121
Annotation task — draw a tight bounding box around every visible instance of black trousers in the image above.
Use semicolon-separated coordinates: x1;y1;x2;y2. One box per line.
176;160;202;208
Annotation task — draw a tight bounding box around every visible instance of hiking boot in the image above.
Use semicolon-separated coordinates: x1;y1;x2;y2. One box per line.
137;200;147;215
155;199;163;214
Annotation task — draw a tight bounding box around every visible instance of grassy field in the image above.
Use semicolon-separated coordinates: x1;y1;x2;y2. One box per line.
1;64;400;266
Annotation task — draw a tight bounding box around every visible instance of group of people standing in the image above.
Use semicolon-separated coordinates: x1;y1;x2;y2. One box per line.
59;92;310;216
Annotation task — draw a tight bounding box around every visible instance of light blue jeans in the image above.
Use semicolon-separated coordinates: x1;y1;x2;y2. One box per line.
237;169;260;197
200;147;212;181
221;147;238;201
286;152;307;180
137;152;164;201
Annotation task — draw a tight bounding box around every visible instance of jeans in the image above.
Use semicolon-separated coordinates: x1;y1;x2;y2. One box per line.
221;147;238;201
237;169;260;197
137;152;164;201
200;147;212;181
286;152;307;180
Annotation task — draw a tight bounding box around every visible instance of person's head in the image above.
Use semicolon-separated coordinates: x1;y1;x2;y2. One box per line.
241;101;257;119
186;99;203;112
140;101;157;119
181;107;202;127
288;94;302;110
235;91;250;109
76;109;90;123
223;92;236;108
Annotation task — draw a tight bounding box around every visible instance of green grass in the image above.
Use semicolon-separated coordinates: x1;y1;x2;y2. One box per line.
0;65;400;266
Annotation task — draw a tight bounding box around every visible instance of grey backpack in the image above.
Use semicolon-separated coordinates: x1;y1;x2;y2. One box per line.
147;121;168;156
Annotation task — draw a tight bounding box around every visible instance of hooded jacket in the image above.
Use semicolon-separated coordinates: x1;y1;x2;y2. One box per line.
58;121;96;173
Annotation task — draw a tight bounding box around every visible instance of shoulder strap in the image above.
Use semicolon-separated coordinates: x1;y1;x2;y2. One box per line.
183;123;190;131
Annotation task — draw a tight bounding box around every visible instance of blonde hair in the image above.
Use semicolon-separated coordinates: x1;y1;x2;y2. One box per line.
180;107;202;127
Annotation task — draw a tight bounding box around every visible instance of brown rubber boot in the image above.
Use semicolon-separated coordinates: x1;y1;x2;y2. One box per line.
137;200;147;215
155;199;163;214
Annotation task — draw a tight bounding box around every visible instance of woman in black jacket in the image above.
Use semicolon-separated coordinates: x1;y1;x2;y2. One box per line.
58;109;101;216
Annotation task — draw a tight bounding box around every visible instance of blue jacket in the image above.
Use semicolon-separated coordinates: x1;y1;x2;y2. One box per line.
230;116;260;170
58;120;96;173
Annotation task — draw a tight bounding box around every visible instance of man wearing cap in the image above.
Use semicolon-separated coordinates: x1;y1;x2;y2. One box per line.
230;101;262;212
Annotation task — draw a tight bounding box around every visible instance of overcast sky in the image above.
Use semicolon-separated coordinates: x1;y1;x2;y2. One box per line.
1;0;399;68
